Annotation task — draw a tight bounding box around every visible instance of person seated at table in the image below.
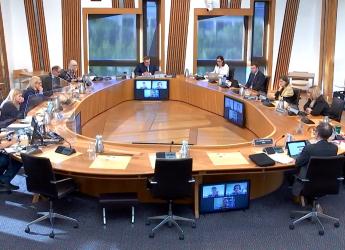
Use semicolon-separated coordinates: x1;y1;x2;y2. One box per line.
41;65;62;95
211;55;229;78
20;76;44;114
303;86;329;116
0;134;22;191
0;89;25;125
273;76;296;104
134;56;158;76
292;122;338;198
245;63;266;93
60;59;80;82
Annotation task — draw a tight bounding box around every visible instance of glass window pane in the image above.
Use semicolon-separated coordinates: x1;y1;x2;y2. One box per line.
145;1;158;57
252;2;266;58
88;14;137;60
90;66;135;76
197;16;245;61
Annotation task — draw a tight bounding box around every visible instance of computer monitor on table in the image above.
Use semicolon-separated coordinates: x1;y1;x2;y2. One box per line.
134;80;169;100
224;96;245;127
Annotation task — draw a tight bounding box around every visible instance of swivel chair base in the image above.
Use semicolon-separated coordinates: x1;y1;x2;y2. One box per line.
289;201;340;235
146;201;196;240
25;200;79;238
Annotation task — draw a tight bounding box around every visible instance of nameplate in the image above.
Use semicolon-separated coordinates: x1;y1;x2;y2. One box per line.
253;138;274;146
275;107;287;114
243;96;258;100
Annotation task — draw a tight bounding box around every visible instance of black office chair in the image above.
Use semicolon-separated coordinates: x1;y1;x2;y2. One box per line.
329;97;345;122
292;87;301;106
146;158;196;240
20;153;79;238
227;68;235;81
289;156;345;235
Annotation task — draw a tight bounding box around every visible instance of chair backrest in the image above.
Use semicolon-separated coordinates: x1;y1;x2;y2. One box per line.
151;158;193;200
264;76;271;93
292;88;301;105
227;68;235;81
302;156;345;197
20;153;58;198
329;97;344;122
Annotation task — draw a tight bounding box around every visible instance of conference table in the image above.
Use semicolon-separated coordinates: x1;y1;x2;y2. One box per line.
22;75;334;218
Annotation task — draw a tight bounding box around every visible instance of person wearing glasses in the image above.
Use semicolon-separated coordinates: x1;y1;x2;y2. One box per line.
212;55;230;78
60;59;80;82
20;76;45;114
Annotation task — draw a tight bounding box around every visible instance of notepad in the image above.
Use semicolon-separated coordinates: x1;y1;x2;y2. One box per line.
39;149;82;164
207;152;249;166
267;153;295;164
89;155;131;170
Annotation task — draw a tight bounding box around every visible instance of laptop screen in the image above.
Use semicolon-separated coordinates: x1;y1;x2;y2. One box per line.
287;140;307;157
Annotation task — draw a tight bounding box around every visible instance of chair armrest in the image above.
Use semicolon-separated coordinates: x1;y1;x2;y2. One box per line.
337;177;344;181
50;178;73;184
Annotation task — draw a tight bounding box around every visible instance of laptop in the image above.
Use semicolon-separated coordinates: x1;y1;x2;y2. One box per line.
286;140;308;159
207;73;218;83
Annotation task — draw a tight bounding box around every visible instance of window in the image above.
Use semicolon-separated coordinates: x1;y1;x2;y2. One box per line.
88;14;139;75
252;2;268;62
143;0;159;66
196;16;248;83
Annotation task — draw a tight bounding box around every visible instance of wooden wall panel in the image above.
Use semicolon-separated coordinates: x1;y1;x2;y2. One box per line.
166;0;190;75
220;0;229;8
229;0;242;8
273;0;300;89
0;2;10;95
319;0;338;100
124;0;135;8
112;0;120;8
62;0;81;73
24;0;50;72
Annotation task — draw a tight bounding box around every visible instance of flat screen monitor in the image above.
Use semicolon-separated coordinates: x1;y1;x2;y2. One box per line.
199;180;250;214
134;80;169;100
224;96;245;127
75;112;81;135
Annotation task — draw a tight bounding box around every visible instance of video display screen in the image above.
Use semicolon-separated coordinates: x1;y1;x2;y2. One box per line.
224;96;245;127
134;80;169;100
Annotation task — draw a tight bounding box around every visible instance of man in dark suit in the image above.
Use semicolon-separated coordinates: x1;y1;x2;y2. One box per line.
245;64;266;92
292;122;338;197
41;65;62;96
134;56;159;76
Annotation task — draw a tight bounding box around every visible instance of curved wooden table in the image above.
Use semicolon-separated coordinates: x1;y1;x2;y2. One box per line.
30;76;319;218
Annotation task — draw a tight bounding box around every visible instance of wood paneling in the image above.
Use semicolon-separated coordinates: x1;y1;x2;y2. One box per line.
273;0;300;89
229;0;242;8
266;0;276;90
220;0;229;8
319;0;338;100
24;0;50;72
0;2;10;95
62;0;81;73
166;0;190;75
112;0;120;8
124;0;135;8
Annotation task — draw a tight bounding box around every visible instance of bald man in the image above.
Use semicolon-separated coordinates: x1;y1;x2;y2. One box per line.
60;59;79;82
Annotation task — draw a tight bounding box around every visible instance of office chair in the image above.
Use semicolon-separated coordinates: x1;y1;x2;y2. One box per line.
227;68;235;81
289;156;345;235
292;88;301;106
21;153;79;238
264;76;271;93
329;97;345;122
146;158;196;240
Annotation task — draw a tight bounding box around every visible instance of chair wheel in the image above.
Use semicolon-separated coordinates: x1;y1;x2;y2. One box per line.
149;232;154;238
334;222;340;228
192;222;196;228
145;220;151;226
319;230;324;236
49;232;55;238
179;235;184;240
74;223;79;229
289;224;295;230
25;227;30;233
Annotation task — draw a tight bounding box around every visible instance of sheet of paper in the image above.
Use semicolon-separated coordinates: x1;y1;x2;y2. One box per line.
7;123;31;129
149;153;156;169
89;155;131;170
207;152;249;166
268;153;295;164
39;149;82;164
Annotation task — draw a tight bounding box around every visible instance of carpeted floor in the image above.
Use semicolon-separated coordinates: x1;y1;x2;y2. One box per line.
1;174;345;250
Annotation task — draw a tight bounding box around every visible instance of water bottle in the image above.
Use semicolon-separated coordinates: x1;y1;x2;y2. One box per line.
285;133;293;148
131;71;135;79
277;100;284;110
323;116;329;124
240;86;245;96
43;111;51;125
222;76;227;84
95;135;104;153
79;82;86;94
184;69;189;77
180;140;190;158
218;76;222;85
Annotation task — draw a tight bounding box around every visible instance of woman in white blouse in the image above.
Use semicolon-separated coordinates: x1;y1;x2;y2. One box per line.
212;55;229;77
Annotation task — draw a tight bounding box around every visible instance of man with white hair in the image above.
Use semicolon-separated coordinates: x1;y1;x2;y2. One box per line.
60;59;80;82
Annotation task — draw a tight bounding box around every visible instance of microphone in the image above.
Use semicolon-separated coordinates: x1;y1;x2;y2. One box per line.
274;135;286;147
54;134;76;155
169;140;174;152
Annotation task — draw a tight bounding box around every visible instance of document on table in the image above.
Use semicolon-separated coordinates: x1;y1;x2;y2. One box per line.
89;155;131;170
268;153;295;164
207;152;249;166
